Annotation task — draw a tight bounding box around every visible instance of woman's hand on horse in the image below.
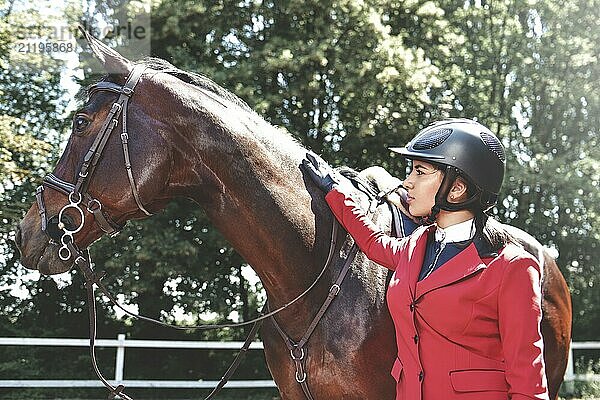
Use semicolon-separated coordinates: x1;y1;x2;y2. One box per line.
301;152;342;193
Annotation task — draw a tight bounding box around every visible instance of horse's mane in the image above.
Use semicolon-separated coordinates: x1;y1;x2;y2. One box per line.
135;58;310;177
80;57;309;177
137;58;256;115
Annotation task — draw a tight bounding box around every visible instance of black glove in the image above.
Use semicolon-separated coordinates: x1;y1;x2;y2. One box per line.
301;152;342;193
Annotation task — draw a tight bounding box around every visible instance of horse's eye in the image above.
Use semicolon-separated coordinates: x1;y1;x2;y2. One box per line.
74;115;90;133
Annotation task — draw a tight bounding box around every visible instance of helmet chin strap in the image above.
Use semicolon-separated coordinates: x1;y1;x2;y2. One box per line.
421;166;482;225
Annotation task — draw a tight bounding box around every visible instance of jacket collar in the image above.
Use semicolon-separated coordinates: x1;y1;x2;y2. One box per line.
404;225;432;298
434;218;475;244
406;226;489;299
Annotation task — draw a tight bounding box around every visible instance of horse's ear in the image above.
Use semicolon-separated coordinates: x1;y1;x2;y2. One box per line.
78;25;132;75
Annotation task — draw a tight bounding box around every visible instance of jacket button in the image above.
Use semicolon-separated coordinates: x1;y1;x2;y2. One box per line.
413;334;419;344
418;371;424;381
409;303;415;311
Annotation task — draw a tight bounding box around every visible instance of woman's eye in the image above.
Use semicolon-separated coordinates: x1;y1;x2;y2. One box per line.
74;115;90;132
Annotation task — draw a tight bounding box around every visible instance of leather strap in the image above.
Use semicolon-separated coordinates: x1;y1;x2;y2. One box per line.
75;100;123;194
71;242;264;400
36;186;48;234
270;243;359;400
298;243;359;350
120;110;152;216
71;246;134;400
61;217;341;400
389;201;405;238
203;310;264;400
267;187;402;400
42;174;122;236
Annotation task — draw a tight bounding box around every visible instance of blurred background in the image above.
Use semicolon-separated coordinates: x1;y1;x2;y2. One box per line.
0;0;598;398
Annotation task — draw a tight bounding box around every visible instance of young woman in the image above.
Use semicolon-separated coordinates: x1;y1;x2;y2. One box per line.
302;118;549;400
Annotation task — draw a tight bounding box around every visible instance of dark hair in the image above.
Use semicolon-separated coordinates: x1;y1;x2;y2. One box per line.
475;213;517;252
457;173;515;251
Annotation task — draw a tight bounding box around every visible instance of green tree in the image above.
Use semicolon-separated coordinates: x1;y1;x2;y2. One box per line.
0;1;69;322
151;0;439;170
0;2;92;396
517;1;600;341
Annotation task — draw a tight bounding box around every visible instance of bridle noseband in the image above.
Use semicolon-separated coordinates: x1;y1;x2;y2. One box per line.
36;64;152;261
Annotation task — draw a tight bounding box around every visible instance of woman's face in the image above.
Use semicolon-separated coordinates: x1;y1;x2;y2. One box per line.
403;160;444;217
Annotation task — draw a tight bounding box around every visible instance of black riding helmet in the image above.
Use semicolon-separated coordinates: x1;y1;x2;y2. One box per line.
390;118;506;220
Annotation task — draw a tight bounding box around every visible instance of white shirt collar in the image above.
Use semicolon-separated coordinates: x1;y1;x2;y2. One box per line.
435;218;475;244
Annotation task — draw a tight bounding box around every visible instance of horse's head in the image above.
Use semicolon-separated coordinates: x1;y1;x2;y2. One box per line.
15;30;175;274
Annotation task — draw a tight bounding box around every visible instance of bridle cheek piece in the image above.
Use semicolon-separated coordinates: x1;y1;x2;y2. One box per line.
36;64;152;261
32;64;157;400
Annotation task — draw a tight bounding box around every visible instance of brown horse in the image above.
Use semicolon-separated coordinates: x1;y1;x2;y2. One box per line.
15;34;571;399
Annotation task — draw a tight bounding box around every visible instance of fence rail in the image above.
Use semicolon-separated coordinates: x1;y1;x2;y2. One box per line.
0;336;598;389
565;341;600;383
0;334;275;389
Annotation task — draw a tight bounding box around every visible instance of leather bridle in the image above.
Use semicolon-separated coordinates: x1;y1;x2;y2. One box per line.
36;65;151;263
33;64;400;400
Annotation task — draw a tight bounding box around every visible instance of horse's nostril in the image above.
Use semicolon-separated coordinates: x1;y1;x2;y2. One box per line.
14;226;22;248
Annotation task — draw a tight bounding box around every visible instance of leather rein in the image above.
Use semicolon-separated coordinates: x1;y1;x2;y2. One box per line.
34;64;399;399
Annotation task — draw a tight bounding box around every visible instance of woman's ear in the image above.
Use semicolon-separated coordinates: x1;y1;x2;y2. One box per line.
448;177;469;203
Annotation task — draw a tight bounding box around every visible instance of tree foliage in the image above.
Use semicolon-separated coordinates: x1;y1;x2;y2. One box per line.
1;0;69;322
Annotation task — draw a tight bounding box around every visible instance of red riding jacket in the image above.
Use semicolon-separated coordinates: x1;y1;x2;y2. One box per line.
325;188;549;400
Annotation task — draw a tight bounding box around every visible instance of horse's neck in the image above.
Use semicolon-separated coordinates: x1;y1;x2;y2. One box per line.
174;106;333;331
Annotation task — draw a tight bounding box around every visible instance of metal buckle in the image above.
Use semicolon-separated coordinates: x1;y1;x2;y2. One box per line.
58;245;71;261
68;191;82;204
329;284;341;295
109;229;122;238
295;370;307;383
74;255;87;266
122;86;133;96
87;199;102;213
290;346;304;361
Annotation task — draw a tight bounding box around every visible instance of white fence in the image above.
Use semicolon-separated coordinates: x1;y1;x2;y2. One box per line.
565;341;600;382
0;334;275;389
0;336;598;390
